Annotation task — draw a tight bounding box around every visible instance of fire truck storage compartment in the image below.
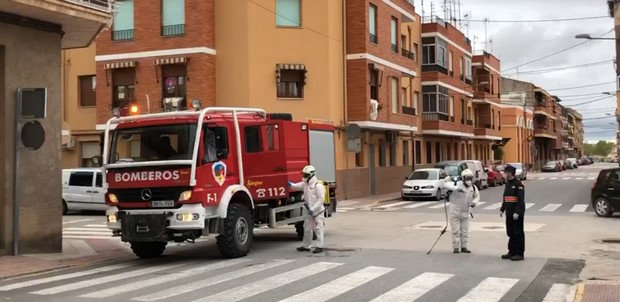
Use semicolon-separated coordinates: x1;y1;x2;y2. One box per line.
308;129;336;184
119;212;168;242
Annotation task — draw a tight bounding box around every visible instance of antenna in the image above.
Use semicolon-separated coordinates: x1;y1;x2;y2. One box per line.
489;39;494;53
484;18;489;52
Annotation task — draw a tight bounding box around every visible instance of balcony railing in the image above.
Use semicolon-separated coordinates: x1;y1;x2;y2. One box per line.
370;33;378;44
402;106;416;116
401;48;415;60
162;24;185;36
422;64;448;74
112;29;134;41
391;43;399;53
62;0;114;12
465;78;472;85
466;119;474;126
423;112;449;121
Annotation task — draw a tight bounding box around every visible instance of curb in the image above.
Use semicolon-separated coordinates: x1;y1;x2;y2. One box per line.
0;257;121;281
573;282;584;302
373;197;402;205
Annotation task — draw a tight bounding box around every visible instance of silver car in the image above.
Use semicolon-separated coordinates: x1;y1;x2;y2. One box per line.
402;168;447;201
506;162;527;180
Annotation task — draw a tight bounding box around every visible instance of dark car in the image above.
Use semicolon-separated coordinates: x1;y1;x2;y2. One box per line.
591;168;620;217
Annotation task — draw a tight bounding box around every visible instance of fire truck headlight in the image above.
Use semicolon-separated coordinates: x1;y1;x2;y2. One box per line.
108;194;119;204
176;213;200;221
107;214;117;223
178;190;192;202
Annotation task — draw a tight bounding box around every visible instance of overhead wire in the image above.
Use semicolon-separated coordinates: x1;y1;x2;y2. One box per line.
454;16;609;23
501;60;613;75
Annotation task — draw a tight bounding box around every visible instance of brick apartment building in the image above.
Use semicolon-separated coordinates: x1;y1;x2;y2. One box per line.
418;17;478;166
344;0;420;197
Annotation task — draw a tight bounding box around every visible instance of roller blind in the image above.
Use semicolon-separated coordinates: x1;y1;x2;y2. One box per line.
114;0;134;31
162;0;185;26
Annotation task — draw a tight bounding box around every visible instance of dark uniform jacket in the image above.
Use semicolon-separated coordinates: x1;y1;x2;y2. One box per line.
500;178;525;215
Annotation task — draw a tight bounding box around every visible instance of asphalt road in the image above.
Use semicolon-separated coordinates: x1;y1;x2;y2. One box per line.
0;237;583;302
340;163;611;217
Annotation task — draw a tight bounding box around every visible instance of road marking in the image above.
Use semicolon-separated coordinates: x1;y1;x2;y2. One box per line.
190;262;343;302
369;272;453;302
550;177;558;180
428;203;447;209
31;261;190;295
407;221;545;232
80;258;251;298
375;201;411;209
0;263;134;291
339;200;360;206
526;203;535;209
542;283;573;302
563;177;571;180
575;178;583;180
569;204;589;212
475;201;486;207
84;224;107;228
402;202;434;209
63;230;112;235
540;203;562;212
132;259;296;301
588;177;595;180
62;219;94;225
62;235;119;240
279;266;394;302
483;202;502;210
337;207;356;211
538;177;546;180
457;277;519;302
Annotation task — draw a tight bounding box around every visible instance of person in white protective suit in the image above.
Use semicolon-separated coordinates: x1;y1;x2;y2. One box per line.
442;169;480;254
288;165;326;254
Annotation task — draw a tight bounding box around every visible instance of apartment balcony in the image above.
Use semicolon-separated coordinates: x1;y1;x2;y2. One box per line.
474;123;502;140
401;48;415;60
421;112;474;137
534;125;557;139
0;0;114;48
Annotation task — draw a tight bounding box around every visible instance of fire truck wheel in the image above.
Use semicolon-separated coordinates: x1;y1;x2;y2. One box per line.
295;222;317;241
217;203;253;258
130;242;166;259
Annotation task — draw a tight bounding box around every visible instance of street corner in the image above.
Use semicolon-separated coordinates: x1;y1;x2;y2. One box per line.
578;279;620;302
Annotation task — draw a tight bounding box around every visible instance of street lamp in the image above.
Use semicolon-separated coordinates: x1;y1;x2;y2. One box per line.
575;33;616;40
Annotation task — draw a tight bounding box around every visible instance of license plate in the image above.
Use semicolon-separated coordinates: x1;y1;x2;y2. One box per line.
151;200;174;208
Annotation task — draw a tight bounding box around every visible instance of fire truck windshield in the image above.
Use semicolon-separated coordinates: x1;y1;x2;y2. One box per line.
109;124;197;163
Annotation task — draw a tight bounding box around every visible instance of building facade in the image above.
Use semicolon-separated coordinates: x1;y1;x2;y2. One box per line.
343;0;420;198
61;44;101;169
418;17;478;167
472;51;503;163
533;86;561;168
0;0;112;254
500;78;536;168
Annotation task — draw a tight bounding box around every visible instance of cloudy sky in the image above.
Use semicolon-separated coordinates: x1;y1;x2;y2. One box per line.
416;0;616;142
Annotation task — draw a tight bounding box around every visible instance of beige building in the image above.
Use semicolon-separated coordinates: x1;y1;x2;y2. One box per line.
61;44;101;169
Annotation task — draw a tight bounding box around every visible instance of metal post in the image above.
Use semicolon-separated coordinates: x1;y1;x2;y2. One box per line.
13;111;20;255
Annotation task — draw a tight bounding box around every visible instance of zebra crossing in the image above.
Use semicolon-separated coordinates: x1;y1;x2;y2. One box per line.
0;257;577;302
338;200;592;214
526;172;597;181
62;219;118;240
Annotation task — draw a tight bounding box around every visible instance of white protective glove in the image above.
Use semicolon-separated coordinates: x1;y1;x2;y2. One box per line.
513;213;519;221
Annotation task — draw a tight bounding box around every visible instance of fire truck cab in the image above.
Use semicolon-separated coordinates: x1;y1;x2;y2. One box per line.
101;106;337;259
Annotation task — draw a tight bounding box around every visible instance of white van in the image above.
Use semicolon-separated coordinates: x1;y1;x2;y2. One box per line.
460;160;488;189
62;168;107;214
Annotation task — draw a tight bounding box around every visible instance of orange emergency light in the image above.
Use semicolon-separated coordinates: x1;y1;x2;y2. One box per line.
129;104;139;115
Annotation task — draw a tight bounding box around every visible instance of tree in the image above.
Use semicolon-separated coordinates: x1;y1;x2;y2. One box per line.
584;140;614;157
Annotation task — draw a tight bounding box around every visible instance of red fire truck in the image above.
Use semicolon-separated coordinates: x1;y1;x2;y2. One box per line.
101;107;337;259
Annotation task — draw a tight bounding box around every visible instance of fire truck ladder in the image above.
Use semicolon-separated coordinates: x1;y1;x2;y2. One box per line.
101;107;267;188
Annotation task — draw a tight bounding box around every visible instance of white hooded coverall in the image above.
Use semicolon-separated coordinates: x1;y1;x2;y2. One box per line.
442;178;480;250
291;176;326;249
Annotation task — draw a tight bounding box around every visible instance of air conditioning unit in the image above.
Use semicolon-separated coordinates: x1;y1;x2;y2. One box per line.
386;131;398;143
63;136;76;150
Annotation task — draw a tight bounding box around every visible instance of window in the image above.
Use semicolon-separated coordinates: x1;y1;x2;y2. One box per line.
369;4;377;43
413;91;419;114
461;99;465;123
277;70;304;98
161;0;185;36
459;57;464;78
415;140;422;164
426;141;432;164
449;96;454;118
203;126;229;162
401;87;408;107
110;124;197;163
112;0;134;40
391;17;398;52
244;124;280;153
79;75;96;107
422;85;449;114
81;142;100;167
96;173;102;187
379;140;386;167
112;68;135;110
435;142;441;163
69;172;93;187
355;148;364;167
276;0;301;27
448;51;453;74
403;141;410;166
499;111;502;129
370;69;379;101
162;65;187;108
390;143;396;166
491;109;495;127
436;38;447;67
422;44;435;65
412;42;419;61
465;57;472;80
391;77;399;113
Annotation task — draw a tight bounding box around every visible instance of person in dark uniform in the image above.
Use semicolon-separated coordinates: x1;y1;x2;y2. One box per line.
500;164;525;261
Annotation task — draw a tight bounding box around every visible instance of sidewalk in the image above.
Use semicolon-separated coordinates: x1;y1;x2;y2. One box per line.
0;238;131;280
574;280;620;302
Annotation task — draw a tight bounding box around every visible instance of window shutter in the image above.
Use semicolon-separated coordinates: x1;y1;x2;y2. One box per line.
114;0;134;31
162;0;185;26
276;0;300;26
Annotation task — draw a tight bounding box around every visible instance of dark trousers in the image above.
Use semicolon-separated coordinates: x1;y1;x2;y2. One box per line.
505;212;525;256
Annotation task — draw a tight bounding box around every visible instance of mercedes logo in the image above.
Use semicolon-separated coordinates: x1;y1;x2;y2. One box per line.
141;188;152;201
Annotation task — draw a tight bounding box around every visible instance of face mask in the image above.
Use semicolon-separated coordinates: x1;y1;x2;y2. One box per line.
465;180;472;187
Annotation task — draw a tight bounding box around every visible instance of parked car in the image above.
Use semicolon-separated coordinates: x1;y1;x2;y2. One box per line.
434;160;488;189
541;161;561;172
484;165;504;186
62;168;106;215
566;158;578;169
590;168;620;217
506;162;527;180
495;164;507;183
402;168;448;201
434;161;462;181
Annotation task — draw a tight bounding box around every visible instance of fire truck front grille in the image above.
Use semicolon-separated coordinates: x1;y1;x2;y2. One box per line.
112;187;189;203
